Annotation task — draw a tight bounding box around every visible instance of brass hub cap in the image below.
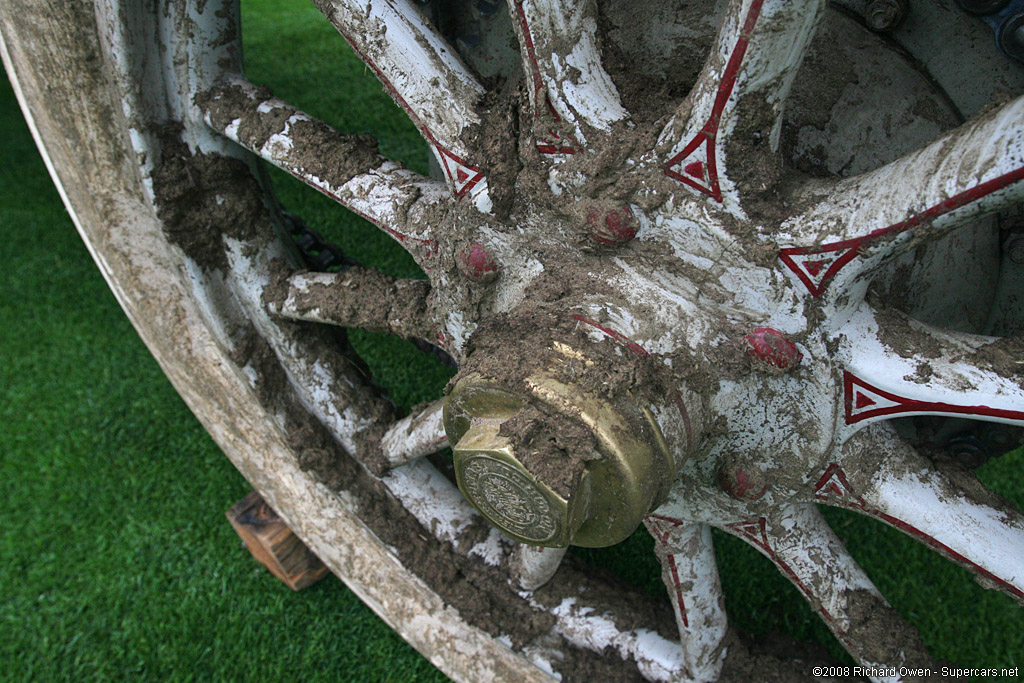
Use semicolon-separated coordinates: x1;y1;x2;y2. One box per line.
444;362;675;548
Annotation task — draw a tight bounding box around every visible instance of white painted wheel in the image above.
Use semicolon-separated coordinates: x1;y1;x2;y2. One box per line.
3;0;1023;681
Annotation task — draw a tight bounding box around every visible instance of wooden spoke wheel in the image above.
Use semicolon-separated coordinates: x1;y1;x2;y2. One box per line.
3;0;1022;680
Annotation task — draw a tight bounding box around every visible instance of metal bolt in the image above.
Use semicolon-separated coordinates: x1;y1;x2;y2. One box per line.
1008;236;1024;265
588;206;638;246
999;13;1024;62
866;0;907;31
717;457;768;501
947;435;991;469
979;424;1023;458
744;327;803;372
456;241;500;283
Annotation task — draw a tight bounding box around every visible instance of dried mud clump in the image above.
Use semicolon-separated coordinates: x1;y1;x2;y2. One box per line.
844;589;936;679
870;301;947;360
468;80;522;219
351;473;560;649
497;402;599;498
930;454;1023;518
197;81;382;188
538;553;678;642
717;630;854;683
150;124;268;272
725;94;786;214
460;273;667;403
971;335;1024;388
597;0;708;125
229;325;366;490
449;273;703;514
267;264;435;341
227;326;564;647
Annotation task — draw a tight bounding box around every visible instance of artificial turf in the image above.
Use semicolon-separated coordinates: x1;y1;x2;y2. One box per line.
1;0;1021;680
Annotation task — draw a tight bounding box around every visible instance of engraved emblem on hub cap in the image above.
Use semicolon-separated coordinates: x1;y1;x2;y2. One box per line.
461;455;558;543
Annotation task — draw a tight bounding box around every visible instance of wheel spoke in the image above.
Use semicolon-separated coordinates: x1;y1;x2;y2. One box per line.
717;504;934;676
824;424;1024;604
507;0;628;155
266;267;436;340
834;302;1024;435
510;544;567;591
312;0;492;208
644;517;727;682
779;95;1024;299
382;459;495;553
657;0;826;208
379;399;448;472
96;4;400;469
528;593;688;681
199;79;445;266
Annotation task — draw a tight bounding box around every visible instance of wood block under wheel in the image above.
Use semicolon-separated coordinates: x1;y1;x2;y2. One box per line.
226;490;329;591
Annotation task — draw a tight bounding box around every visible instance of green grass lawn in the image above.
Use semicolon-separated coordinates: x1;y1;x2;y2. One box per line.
1;0;1022;680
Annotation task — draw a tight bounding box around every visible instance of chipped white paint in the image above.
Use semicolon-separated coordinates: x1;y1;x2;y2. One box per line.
511;544;567;591
381;399;449;468
200;82;444;268
443;308;473;352
645;521;727;682
543;596;688;682
837;426;1024;601
652;487;931;679
745;505;879;632
317;0;483;149
479;226;546;315
93;0;390;464
470;179;494;214
315;0;492;206
833;301;1024;441
468;527;511;568
382;459;477;549
870;473;1024;596
518;634;566;680
0;5;559;680
871;467;1024;594
261;113;305;155
656;0;826;212
508;0;628;144
266;271;331;323
779;94;1024;305
544;9;628;132
224;237;378;455
739;504;922;682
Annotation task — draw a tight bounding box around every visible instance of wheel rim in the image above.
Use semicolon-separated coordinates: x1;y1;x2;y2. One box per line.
4;0;1023;680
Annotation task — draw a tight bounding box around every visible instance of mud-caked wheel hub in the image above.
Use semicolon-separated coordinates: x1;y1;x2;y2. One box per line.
443;323;678;548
